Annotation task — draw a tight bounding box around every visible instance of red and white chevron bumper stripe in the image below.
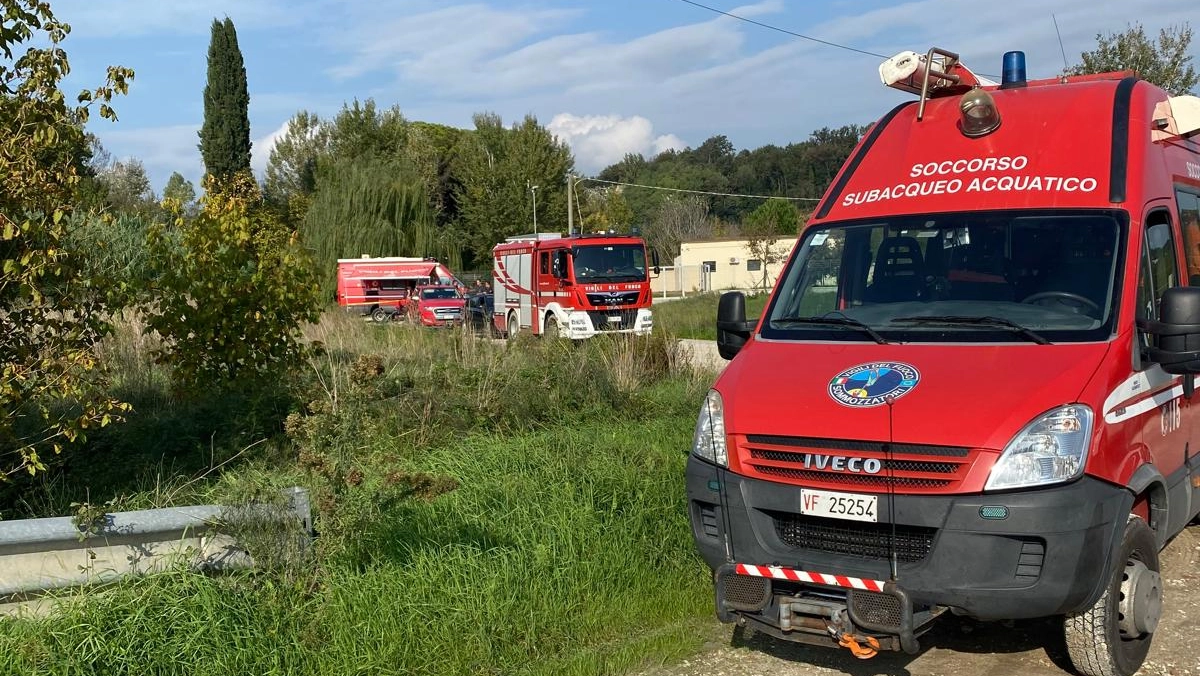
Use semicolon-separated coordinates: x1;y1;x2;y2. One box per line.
735;563;886;593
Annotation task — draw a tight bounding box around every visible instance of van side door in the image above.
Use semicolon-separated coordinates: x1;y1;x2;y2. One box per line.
1137;207;1194;535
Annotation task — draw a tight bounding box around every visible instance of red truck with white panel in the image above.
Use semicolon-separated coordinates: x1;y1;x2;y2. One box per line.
336;256;462;322
689;47;1200;676
492;232;657;339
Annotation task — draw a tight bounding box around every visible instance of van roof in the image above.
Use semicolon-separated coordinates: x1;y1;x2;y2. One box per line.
812;74;1171;224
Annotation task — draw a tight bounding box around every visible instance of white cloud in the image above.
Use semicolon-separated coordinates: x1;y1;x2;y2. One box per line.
97;124;203;191
252;120;291;178
547;114;687;173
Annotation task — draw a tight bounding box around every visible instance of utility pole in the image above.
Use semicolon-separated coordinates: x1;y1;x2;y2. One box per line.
531;184;539;231
566;173;575;236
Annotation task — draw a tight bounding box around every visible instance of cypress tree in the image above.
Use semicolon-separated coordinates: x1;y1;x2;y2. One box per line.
198;17;252;181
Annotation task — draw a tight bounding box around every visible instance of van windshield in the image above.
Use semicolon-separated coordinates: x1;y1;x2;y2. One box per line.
762;210;1126;344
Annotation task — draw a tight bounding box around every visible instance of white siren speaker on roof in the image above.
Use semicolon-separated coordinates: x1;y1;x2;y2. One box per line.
880;51;948;94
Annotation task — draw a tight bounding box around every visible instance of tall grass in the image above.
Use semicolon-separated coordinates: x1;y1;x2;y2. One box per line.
0;309;718;675
652;292;771;340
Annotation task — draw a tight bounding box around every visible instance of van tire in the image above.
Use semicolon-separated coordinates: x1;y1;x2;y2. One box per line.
1063;515;1160;676
371;307;390;323
506;312;520;340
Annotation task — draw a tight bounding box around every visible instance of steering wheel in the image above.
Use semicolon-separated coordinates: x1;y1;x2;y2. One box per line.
1021;291;1101;316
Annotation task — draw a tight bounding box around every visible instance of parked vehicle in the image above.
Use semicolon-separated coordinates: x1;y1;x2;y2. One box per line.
335;256;461;322
688;47;1200;676
492;232;658;339
406;284;466;328
464;291;499;336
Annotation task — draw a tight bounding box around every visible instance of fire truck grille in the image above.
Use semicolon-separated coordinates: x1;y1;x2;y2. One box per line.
742;435;973;493
769;512;936;563
587;291;640;307
588;310;638;331
754;466;954;489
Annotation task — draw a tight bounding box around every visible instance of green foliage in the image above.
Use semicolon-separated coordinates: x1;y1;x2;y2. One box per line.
578;186;634;233
744;197;801;236
301;156;444;294
96;156;156;216
264;109;327;211
162;171;197;213
198;17;252;180
0;0;134;476
1068;21;1197;95
147;175;321;390
65;213;154;305
453;112;574;266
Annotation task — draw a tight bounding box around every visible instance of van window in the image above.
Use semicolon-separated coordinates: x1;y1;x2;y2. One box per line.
1137;213;1181;354
762;209;1126;344
1177;189;1200;283
539;252;550;275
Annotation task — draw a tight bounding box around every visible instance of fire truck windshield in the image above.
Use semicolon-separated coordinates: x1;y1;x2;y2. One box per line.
572;244;647;282
761;209;1127;344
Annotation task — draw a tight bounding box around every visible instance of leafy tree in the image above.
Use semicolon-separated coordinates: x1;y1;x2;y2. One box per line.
742;199;800;291
643;195;712;262
147;175;320;389
578;186;634;233
301;157;441;295
1068;22;1198;95
264;110;327;209
162;171;197;213
0;0;134;475
326;99;408;162
198;17;252;180
453;113;573;266
98;157;155;215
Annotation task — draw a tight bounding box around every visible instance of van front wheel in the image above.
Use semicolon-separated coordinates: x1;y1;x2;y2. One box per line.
1063;515;1161;676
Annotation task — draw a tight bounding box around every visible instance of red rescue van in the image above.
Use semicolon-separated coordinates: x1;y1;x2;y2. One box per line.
335;256;462;322
689;47;1200;676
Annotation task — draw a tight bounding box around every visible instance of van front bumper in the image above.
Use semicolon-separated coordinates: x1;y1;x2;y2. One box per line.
687;456;1132;632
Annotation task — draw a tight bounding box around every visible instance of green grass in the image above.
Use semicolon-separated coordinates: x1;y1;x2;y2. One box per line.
0;414;713;676
652;292;770;340
0;311;719;675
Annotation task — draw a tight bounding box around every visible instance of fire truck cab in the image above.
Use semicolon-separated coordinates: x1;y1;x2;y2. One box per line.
689;48;1200;676
492;232;657;339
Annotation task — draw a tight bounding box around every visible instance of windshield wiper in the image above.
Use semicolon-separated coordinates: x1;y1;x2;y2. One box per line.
892;315;1051;345
771;315;891;344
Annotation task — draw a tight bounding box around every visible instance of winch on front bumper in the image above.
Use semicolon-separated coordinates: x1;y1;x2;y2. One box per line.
687;455;1133;655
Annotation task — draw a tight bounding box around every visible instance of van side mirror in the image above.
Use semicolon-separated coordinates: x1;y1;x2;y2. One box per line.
717;291;756;360
1141;286;1200;374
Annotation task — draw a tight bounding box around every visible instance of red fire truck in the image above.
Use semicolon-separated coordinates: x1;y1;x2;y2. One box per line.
492;232;658;339
690;48;1200;676
335;256;461;322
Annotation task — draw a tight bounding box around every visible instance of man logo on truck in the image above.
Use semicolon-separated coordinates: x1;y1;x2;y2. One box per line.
829;361;920;407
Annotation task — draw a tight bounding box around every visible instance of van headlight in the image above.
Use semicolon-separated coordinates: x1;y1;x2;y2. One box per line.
692;390;728;466
985;405;1093;491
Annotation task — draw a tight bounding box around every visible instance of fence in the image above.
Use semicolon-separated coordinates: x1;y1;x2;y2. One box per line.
0;487;311;615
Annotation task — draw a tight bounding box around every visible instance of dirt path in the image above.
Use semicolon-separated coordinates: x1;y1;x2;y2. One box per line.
643;526;1199;676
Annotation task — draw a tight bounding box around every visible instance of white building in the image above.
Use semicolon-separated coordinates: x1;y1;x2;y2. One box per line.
650;236;799;296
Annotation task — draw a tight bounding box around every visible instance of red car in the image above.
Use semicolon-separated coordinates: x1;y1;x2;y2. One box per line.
407;285;465;327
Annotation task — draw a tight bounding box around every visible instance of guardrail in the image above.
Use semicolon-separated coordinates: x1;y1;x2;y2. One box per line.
0;487;311;613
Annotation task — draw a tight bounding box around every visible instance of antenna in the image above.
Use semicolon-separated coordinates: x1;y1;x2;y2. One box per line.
1052;14;1070;73
884;395;899;581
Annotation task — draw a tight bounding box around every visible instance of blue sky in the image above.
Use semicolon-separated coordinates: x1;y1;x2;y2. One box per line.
55;0;1200;193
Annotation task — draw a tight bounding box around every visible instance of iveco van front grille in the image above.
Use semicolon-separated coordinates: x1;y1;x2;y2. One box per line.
740;435;980;493
769;512;936;563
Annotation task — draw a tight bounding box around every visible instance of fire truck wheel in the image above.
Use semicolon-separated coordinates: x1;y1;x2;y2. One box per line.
506;312;520;340
1063;515;1160;676
544;315;560;338
371;307;390;324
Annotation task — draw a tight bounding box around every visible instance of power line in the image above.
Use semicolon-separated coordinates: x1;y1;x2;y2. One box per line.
580;176;822;202
672;0;887;59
